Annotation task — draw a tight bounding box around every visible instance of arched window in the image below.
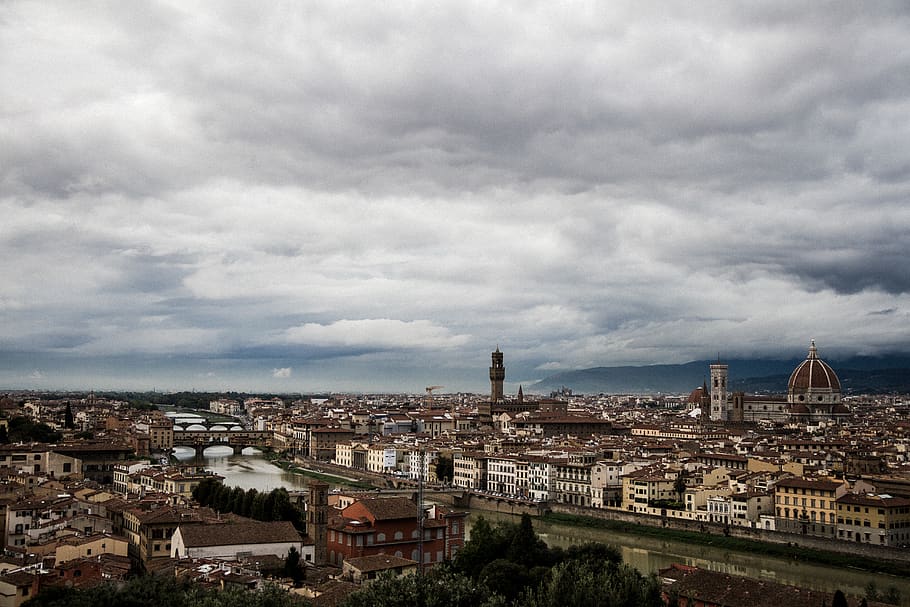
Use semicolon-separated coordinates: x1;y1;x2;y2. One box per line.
394;531;403;540
377;533;386;542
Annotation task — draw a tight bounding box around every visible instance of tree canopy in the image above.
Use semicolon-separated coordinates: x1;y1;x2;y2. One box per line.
342;512;653;607
192;479;304;530
23;574;303;607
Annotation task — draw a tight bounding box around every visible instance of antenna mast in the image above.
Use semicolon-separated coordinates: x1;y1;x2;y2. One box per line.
417;445;425;574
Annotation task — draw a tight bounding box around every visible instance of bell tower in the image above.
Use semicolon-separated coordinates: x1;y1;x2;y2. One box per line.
709;361;728;421
490;347;505;404
307;481;328;565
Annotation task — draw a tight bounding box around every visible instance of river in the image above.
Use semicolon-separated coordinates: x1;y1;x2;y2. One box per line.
180;448;910;604
173;446;311;492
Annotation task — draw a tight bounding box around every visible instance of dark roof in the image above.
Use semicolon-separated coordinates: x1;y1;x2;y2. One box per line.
345;554;417;573
775;477;844;491
662;565;874;607
838;493;910;507
178;521;300;548
346;497;417;521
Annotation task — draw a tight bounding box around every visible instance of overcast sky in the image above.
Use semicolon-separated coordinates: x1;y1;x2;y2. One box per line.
2;2;910;393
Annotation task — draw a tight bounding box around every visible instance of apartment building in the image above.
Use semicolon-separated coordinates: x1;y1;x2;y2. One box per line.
774;477;847;538
525;456;558;502
486;455;519;495
836;493;910;546
554;452;596;507
623;470;677;513
452;452;486;491
326;497;466;568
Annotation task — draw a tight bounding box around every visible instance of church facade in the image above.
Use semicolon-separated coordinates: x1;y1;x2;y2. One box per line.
709;341;850;425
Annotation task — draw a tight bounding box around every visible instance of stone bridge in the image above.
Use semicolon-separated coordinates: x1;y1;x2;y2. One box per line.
172;430;273;456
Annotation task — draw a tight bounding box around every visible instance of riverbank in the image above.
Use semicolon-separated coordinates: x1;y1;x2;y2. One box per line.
541;511;910;578
273;457;910;579
261;450;374;489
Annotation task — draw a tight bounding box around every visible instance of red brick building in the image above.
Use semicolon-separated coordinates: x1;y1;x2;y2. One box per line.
326;497;466;568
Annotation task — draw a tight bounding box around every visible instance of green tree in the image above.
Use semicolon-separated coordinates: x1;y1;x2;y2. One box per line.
673;469;687;500
522;560;662;607
832;589;849;607
192;477;220;506
7;416;62;443
478;559;531;603
262;490;277;521
564;542;622;566
435;455;454;483
23;574;303;607
865;582;880;603
214;484;232;512
507;513;547;567
283;546;304;587
251;492;267;520
229;486;245;515
242;488;257;517
339;568;504;607
453;516;510;579
64;402;75;430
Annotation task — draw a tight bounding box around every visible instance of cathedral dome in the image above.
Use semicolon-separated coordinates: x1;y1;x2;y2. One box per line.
787;340;841;404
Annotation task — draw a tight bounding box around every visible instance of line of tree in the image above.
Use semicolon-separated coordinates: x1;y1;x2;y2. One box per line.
1;415;63;444
22;573;302;607
341;513;663;607
434;454;453;483
192;478;304;530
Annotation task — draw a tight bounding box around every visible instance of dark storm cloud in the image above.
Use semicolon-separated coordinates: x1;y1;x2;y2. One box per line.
3;2;910;391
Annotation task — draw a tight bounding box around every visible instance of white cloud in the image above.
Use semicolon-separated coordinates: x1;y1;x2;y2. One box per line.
281;319;470;351
2;4;910;391
536;362;566;371
271;368;292;379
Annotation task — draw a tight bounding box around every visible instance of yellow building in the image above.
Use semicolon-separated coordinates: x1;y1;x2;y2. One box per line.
622;470;677;513
774;477;846;538
147;418;174;452
55;533;129;564
837;493;910;546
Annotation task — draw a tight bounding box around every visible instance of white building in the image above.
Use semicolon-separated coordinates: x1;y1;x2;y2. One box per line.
171;521;311;563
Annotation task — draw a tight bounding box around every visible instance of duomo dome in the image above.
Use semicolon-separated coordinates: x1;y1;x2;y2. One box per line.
787;340;841;405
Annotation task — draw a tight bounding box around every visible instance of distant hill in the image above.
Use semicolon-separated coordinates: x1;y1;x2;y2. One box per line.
530;356;910;395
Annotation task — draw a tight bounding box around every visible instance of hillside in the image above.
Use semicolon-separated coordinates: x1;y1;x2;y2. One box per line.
530;356;910;395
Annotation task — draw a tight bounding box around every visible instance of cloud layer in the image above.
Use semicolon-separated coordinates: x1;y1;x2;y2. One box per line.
2;2;910;391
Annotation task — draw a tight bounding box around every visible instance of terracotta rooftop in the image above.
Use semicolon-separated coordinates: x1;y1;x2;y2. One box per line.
178;521;300;548
345;497;418;521
662;564;875;607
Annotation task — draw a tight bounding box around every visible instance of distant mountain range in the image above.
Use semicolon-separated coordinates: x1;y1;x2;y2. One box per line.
529;355;910;395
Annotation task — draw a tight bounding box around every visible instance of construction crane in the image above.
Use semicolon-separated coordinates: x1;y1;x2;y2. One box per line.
424;385;444;408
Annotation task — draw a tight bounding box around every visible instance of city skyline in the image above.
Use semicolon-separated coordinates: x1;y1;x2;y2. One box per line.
3;4;910;392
